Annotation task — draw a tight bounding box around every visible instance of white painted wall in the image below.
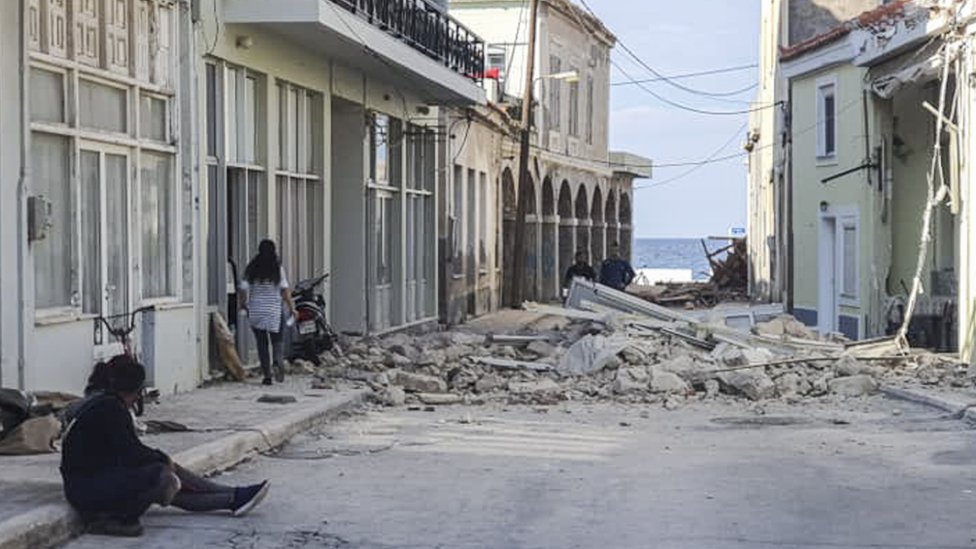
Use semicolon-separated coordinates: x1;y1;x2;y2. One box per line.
0;0;22;388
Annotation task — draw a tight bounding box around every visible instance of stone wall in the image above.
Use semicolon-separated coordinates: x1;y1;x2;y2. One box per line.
788;0;880;45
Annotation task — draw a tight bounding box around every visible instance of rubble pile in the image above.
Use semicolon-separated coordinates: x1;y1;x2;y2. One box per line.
307;282;970;409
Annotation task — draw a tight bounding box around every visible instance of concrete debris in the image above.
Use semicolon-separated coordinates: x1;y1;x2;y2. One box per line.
828;375;879;397
305;280;966;409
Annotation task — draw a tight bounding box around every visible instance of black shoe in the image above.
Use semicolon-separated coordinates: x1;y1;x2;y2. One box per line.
232;481;270;517
274;363;285;383
87;518;144;537
262;377;273;386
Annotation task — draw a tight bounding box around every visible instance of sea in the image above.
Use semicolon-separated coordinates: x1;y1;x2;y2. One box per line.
632;238;732;282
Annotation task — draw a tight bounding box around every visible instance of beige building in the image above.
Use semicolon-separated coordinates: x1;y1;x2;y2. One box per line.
451;0;649;308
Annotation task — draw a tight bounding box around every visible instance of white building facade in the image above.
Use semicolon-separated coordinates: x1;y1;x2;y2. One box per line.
0;0;485;394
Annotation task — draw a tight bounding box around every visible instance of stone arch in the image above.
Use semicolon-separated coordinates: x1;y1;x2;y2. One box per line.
557;180;575;289
558;180;573;217
605;190;617;223
502;168;517;306
542;177;555;216
619;192;633;260
574;184;590;262
590;186;605;264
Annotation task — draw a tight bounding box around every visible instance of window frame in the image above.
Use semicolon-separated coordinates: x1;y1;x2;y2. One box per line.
816;76;838;162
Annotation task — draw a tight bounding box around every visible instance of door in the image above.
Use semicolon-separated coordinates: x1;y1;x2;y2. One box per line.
369;189;396;331
817;216;837;335
79;147;130;320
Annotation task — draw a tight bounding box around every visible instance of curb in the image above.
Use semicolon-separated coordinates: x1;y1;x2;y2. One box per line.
0;390;368;549
880;386;976;420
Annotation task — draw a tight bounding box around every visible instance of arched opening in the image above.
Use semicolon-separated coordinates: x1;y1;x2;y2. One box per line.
518;174;538;302
541;177;557;301
558;181;574;291
574;185;590;266
605;190;618;265
591;186;604;266
619;192;633;262
501;168;517;307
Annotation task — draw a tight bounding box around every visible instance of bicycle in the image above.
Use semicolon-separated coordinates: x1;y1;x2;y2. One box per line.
94;305;156;416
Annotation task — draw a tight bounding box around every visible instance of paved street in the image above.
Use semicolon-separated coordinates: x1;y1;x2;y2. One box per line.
66;397;976;549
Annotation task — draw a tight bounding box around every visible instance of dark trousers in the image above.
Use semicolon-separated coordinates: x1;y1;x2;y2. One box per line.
66;463;236;522
252;328;283;380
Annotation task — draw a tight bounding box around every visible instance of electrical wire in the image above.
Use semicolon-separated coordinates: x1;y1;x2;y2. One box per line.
578;0;758;99
634;122;748;191
611;63;758;86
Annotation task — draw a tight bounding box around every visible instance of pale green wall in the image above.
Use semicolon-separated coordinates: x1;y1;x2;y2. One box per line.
790;63;886;336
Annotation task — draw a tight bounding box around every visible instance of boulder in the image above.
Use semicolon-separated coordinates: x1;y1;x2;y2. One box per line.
391;371;447;393
711;344;747;366
774;373;801;396
828;375;878;397
526;340;558;358
474;373;506;394
376;386;406;407
754;315;817;340
704;379;721;398
649;370;690;394
718;370;777;401
833;354;874;378
613;367;650;394
619;345;649;365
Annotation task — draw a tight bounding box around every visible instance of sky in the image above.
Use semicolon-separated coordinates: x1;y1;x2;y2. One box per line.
585;1;760;238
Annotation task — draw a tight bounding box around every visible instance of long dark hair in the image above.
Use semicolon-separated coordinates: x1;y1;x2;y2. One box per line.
244;239;281;285
85;355;146;396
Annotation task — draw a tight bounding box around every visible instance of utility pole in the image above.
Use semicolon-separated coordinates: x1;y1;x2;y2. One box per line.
512;0;539;307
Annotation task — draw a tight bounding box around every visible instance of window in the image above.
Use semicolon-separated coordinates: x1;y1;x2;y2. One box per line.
548;56;562;132
27;0;181;313
276;82;322;281
226;67;260;165
479;172;488;269
841;221;858;300
487;47;506;82
141;152;174;298
206;63;218;157
467;168;476;277
568;68;580;137
371;114;390;184
405;127;435;320
31;133;73;309
586;75;594;145
817;80;837;159
452;165;464;276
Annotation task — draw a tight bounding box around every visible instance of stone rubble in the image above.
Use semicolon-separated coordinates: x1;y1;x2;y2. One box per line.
311;309;969;410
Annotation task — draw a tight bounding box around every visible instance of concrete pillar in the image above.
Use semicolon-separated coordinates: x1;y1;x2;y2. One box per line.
524;214;540;303
576;219;591;265
591;221;606;266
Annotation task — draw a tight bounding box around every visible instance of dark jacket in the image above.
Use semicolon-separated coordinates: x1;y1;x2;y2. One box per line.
600;258;636;290
61;393;168;477
564;263;597;287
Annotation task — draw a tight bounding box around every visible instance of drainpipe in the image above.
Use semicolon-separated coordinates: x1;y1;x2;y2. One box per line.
16;0;29;389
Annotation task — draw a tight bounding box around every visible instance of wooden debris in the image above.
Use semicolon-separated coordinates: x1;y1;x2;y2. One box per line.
211;312;246;381
474;356;554;372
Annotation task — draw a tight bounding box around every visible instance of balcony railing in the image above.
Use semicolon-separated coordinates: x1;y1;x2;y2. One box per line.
331;0;485;82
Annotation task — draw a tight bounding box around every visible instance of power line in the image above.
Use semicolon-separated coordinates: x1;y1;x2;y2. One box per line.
635;122;748;191
578;0;758;99
611;59;782;116
610;63;758;87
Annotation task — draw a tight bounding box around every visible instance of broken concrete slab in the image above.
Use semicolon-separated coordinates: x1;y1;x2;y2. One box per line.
508;379;562;396
650;370;691;394
718;371;777;401
416;393;463;406
613;367;650;394
474;373;507;394
474;357;554;372
526;340;558;358
375;386;407;407
557;334;630;376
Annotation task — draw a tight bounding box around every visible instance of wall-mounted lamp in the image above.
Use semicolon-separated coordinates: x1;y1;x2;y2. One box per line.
819;201;829;213
236;36;253;49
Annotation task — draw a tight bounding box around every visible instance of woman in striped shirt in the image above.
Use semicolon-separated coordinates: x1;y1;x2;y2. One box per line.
239;240;296;385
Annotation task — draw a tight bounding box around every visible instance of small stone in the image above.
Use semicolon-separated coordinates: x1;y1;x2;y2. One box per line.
257;394;297;404
391;371;448;393
892;409;902;416
828;375;879;397
663;395;683;410
704;379;721;398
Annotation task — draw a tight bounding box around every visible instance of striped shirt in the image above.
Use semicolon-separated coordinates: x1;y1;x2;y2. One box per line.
240;267;289;333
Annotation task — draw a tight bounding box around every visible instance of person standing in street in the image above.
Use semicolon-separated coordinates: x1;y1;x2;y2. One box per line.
599;242;636;291
564;250;597;290
239;240;296;385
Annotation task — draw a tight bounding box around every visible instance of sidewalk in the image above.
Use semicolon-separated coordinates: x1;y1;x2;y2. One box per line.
881;383;976;421
0;376;369;549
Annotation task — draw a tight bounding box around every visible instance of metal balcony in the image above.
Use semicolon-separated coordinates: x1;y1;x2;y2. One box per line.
330;0;485;82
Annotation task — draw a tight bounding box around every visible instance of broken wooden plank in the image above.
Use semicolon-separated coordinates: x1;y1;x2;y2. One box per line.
487;334;550;345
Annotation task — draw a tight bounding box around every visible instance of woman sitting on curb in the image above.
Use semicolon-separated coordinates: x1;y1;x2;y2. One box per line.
61;355;270;537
